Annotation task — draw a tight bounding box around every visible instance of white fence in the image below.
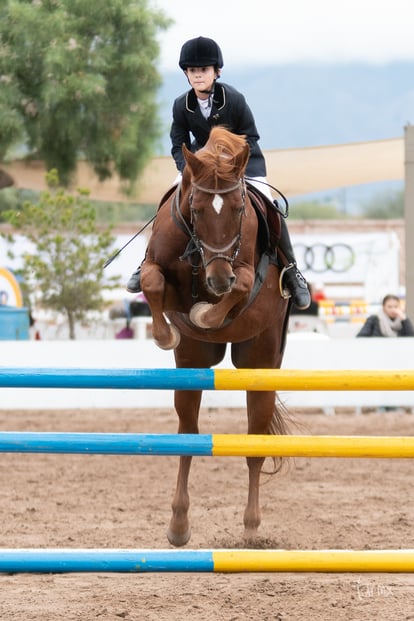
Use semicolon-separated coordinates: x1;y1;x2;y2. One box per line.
1;331;413;413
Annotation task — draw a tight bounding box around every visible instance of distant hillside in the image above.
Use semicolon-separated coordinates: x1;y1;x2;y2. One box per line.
156;62;414;154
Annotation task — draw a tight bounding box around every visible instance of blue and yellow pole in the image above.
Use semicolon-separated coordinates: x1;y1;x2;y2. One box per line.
1;432;414;458
1;368;414;390
0;549;414;573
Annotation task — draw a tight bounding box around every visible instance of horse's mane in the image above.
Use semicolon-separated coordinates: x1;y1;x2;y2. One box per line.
193;127;247;186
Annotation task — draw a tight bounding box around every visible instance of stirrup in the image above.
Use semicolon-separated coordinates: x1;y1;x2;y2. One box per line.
279;264;293;300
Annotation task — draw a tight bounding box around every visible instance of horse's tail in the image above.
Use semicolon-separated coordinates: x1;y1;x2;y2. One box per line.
262;394;292;475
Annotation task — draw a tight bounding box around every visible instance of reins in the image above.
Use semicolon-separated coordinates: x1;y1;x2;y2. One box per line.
245;176;289;217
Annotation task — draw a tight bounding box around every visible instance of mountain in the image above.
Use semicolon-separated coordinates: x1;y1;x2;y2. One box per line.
155;62;412;210
156;61;414;153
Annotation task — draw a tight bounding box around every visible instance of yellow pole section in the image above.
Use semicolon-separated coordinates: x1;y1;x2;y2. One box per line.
213;549;414;572
214;369;414;391
212;435;414;458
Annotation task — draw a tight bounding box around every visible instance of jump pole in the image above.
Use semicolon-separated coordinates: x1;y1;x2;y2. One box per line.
1;432;414;458
1;368;414;390
1;549;414;573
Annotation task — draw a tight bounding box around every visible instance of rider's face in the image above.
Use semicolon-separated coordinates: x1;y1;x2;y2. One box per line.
185;66;218;97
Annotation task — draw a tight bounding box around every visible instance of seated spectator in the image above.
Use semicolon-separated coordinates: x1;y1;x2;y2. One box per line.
356;294;414;337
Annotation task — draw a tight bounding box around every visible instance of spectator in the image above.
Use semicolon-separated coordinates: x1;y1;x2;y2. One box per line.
356;294;414;337
115;319;134;339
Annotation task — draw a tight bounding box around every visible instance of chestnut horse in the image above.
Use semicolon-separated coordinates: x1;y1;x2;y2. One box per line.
140;127;290;546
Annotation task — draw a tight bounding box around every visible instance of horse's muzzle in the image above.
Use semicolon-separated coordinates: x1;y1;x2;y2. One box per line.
206;273;236;296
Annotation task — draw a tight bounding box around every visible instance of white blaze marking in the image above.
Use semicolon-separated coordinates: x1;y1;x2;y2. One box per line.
212;194;224;214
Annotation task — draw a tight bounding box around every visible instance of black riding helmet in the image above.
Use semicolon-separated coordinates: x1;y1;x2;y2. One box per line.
179;36;224;70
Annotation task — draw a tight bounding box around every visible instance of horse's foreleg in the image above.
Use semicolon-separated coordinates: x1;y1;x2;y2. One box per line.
190;266;254;329
141;264;180;350
167;389;202;547
167;454;193;546
243;456;266;539
243;390;277;541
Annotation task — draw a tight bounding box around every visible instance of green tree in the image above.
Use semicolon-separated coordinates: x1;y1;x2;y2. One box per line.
359;189;404;219
288;200;344;220
0;0;170;185
2;170;120;339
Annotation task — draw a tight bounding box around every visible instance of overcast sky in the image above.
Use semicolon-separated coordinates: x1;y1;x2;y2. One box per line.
153;0;414;70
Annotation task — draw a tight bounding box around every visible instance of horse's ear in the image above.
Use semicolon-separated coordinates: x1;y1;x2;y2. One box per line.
182;143;203;178
234;143;250;177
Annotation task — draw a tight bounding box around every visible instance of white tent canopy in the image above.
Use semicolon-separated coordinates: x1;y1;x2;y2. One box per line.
3;137;404;203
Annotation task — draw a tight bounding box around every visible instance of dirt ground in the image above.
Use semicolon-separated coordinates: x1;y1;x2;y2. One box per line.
1;405;414;621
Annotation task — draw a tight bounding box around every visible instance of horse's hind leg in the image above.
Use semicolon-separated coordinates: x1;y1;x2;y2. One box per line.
167;389;202;547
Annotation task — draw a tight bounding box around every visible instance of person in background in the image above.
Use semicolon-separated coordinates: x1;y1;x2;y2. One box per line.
115;319;134;339
312;282;327;302
356;294;414;337
127;36;310;310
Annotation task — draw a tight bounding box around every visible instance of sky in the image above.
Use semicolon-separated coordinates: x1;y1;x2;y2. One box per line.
153;0;414;71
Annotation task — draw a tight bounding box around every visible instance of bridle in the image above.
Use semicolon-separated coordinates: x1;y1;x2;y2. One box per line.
172;175;270;309
187;178;247;269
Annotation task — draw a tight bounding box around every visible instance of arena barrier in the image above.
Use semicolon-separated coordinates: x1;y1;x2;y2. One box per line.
1;367;414;390
1;549;414;573
1;431;414;458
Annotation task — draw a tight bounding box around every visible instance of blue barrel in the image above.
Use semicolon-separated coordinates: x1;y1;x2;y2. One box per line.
0;307;30;340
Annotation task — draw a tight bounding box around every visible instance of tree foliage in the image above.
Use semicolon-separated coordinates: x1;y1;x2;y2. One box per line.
288;200;344;220
359;189;404;219
1;170;120;339
0;0;171;185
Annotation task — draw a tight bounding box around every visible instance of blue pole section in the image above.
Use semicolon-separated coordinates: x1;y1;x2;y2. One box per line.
0;368;216;390
0;433;214;456
0;549;215;573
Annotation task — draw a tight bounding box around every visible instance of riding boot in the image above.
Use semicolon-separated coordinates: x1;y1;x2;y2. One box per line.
278;218;311;310
126;265;142;293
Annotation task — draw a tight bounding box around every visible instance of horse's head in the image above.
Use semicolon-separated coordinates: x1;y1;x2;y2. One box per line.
182;128;250;296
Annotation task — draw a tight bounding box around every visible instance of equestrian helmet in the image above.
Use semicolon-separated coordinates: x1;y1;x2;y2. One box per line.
179;36;224;69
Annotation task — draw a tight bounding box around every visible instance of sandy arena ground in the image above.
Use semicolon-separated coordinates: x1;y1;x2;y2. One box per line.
1;406;414;621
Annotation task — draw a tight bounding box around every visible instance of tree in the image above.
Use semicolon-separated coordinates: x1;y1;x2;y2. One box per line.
2;170;120;339
288;200;344;220
359;189;404;219
0;0;171;185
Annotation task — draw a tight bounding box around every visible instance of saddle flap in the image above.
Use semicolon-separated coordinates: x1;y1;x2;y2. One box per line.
246;183;281;251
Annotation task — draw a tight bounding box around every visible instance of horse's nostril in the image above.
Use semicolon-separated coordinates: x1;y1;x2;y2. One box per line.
207;275;235;295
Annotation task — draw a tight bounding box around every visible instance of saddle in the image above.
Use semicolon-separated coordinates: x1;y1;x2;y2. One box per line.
245;182;282;254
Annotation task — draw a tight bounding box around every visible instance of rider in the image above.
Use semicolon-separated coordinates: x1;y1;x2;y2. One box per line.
127;36;310;310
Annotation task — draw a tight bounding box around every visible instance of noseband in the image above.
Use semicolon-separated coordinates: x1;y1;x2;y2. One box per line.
188;178;246;269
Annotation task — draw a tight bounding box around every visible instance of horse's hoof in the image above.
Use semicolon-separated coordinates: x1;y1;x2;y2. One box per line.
189;302;214;328
243;528;259;543
167;527;192;547
154;324;181;350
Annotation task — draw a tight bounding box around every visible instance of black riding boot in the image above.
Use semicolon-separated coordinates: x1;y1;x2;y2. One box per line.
278;218;311;310
126;265;142;293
